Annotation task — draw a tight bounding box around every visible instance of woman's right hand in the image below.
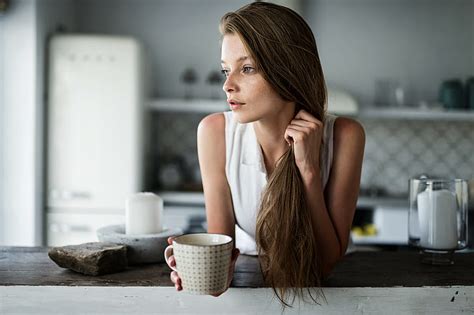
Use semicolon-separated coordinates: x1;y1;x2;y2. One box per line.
165;236;182;291
211;247;240;297
165;236;240;295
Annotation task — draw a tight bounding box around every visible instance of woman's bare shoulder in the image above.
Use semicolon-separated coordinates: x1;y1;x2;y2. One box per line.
198;112;225;137
333;116;365;144
197;113;226;168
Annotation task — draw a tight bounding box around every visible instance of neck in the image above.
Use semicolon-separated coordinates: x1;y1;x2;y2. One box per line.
253;102;296;172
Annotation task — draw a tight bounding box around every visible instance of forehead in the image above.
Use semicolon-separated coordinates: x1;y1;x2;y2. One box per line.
221;34;252;63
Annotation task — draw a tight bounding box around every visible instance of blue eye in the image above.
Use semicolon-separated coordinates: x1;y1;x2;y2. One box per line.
242;66;254;73
221;69;229;77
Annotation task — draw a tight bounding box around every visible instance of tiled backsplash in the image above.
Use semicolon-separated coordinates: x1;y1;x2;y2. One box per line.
147;112;206;191
148;111;474;197
360;118;474;196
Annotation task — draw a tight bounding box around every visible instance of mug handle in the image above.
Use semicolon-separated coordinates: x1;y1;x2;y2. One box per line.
164;245;178;272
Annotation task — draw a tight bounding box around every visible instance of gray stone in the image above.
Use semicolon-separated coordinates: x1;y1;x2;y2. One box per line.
97;225;183;264
48;242;128;276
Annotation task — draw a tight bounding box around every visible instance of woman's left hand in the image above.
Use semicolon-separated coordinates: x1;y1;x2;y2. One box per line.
284;109;323;178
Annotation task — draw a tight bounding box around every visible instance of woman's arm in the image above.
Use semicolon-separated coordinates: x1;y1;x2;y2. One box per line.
197;113;236;239
305;117;365;276
167;113;238;295
197;113;240;296
286;112;365;276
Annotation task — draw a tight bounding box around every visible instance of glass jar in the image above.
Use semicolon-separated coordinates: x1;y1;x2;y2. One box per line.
408;178;468;265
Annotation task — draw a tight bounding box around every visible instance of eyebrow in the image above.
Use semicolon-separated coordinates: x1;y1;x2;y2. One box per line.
221;56;251;64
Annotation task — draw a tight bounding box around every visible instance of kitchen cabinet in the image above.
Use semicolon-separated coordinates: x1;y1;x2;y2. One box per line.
46;212;125;246
45;205;204;247
160;191;411;246
352;205;408;245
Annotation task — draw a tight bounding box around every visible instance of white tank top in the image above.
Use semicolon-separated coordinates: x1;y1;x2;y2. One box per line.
224;111;354;255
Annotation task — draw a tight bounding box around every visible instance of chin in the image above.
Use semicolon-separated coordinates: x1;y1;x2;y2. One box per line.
231;110;259;124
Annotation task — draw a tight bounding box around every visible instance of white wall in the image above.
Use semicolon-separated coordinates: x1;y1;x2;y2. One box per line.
0;0;75;246
0;0;473;245
0;10;4;245
1;0;38;246
75;0;248;99
35;0;77;245
304;0;474;107
73;0;474;104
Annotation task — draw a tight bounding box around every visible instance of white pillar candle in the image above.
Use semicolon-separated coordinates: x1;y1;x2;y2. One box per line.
125;192;163;235
417;189;458;250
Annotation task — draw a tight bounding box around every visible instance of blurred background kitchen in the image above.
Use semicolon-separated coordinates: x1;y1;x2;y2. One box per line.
1;0;473;250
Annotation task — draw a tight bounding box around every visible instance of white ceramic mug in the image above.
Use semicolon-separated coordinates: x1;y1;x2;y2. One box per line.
164;233;234;295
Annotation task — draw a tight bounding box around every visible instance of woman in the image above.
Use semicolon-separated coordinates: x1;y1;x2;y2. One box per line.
166;2;365;306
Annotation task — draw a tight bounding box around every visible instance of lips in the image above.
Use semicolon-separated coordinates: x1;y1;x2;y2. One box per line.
227;99;245;106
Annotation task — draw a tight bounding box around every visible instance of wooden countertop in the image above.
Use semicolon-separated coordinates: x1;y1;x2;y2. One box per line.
2;247;473;314
1;246;474;287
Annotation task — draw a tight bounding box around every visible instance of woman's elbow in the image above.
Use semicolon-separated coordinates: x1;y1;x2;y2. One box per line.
321;247;345;279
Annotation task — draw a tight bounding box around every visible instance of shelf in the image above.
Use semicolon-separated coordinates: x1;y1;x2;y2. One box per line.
148;98;474;121
156;191;205;205
359;108;474;121
148;98;227;113
148;98;357;116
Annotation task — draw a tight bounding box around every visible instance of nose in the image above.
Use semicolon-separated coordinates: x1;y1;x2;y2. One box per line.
222;72;238;93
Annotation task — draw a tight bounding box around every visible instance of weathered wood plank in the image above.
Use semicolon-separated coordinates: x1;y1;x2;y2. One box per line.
0;247;173;287
1;247;474;288
1;286;473;314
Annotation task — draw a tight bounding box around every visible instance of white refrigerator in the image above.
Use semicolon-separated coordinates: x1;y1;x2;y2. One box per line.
46;34;147;246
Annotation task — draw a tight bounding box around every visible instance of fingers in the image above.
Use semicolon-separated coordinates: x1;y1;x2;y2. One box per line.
165;236;178;272
286;110;322;137
231;248;240;262
289;120;321;132
166;235;181;292
167;236;176;245
289;120;310;129
285;114;323;145
285;127;305;144
166;255;176;268
286;124;309;133
168;244;239;295
293;111;323;134
205;250;241;297
210;249;241;298
211;291;223;297
170;271;182;291
170;271;179;284
294;109;320;123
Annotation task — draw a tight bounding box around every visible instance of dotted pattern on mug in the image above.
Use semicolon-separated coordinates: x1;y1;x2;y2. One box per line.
174;242;233;294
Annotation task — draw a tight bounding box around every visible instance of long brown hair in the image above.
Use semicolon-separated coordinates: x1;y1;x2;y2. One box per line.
220;2;328;308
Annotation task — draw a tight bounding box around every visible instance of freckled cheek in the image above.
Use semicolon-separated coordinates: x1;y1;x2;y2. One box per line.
245;80;271;97
258;86;282;104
